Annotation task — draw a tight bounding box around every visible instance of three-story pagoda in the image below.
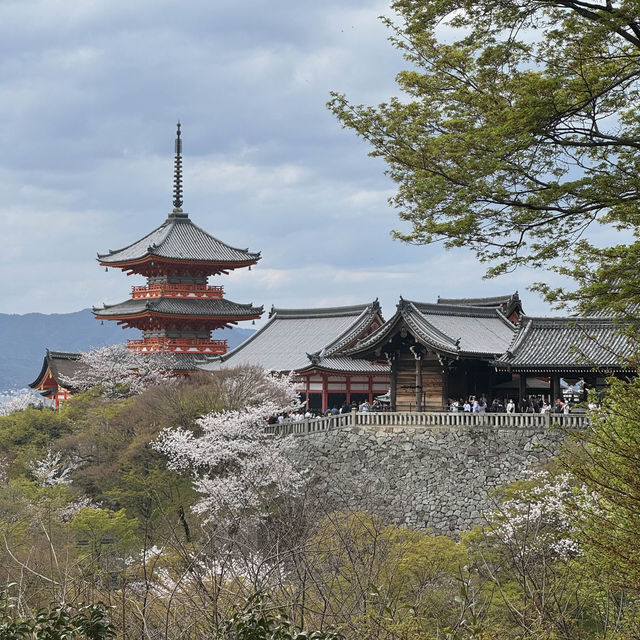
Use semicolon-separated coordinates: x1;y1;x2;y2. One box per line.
94;124;263;361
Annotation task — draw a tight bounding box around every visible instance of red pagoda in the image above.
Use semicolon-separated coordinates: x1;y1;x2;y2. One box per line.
94;124;263;363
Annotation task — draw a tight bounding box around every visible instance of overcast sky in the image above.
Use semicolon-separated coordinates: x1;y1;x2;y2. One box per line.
0;0;563;324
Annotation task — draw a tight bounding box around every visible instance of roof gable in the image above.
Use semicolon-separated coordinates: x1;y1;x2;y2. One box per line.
348;297;516;359
203;301;383;372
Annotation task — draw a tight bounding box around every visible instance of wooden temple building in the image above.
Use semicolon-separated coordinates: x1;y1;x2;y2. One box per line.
202;302;390;411
93;123;262;365
344;293;634;411
29;350;86;409
345;295;520;411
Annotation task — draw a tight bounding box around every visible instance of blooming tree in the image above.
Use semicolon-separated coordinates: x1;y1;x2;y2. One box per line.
0;389;44;416
484;469;593;559
154;368;305;521
28;448;80;487
60;344;177;397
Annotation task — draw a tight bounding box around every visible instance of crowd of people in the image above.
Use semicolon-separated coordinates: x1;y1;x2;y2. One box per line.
267;398;385;424
447;394;577;414
267;394;585;423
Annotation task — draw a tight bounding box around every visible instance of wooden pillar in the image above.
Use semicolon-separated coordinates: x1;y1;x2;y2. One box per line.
518;374;527;403
305;376;310;410
442;368;449;411
368;375;373;403
415;358;422;411
390;356;398;412
346;375;351;403
321;374;328;413
551;374;561;403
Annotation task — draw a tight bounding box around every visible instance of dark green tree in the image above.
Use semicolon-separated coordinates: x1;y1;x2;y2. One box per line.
329;0;640;313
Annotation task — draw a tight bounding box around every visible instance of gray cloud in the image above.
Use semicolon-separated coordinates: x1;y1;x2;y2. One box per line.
0;0;561;322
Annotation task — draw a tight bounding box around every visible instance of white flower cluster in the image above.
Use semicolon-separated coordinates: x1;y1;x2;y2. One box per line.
154;369;304;521
0;389;44;416
59;495;99;521
28;448;80;487
60;344;177;397
487;470;591;559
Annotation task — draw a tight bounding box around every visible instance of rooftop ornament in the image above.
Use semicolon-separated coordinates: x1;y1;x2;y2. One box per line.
173;121;183;213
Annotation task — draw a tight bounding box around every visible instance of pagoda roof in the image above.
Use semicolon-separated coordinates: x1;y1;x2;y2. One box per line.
29;350;86;390
494;315;633;373
348;298;516;359
201;301;387;374
98;211;260;267
93;296;263;320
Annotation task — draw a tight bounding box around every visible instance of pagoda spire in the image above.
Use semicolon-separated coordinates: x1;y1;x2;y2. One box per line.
172;121;183;212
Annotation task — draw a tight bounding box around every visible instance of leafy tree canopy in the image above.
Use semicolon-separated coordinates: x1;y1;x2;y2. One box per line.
329;0;640;314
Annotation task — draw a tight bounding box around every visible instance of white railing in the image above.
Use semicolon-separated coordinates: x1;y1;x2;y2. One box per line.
264;410;589;436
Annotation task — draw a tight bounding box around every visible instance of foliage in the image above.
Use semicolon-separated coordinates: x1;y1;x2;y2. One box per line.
5;364;640;638
564;376;640;591
329;0;640;313
59;344;177;397
303;511;468;637
70;507;139;551
154;368;304;521
0;598;114;640
465;466;635;639
219;592;343;640
28;448;79;487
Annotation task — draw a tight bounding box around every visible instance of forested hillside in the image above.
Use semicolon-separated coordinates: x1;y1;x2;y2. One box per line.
0;309;254;390
1;368;640;639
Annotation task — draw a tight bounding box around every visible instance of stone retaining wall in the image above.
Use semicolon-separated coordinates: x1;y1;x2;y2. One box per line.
290;424;567;533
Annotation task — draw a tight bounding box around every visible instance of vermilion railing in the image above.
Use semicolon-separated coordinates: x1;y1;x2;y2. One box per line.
131;283;224;299
127;338;228;354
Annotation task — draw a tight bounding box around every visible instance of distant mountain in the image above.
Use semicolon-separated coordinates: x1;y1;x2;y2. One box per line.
0;309;255;390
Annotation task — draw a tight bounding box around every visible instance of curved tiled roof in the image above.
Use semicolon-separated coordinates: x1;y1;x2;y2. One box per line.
296;356;389;374
494;316;633;372
201;301;383;373
349;298;515;358
98;212;260;266
29;350;86;390
94;297;263;318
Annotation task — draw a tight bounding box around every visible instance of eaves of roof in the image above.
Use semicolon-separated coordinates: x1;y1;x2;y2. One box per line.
93;297;263;318
98;212;260;266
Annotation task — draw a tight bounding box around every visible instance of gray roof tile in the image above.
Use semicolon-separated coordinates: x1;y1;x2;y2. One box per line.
201;302;383;373
350;299;515;358
98;212;260;265
94;297;263;318
495;316;632;371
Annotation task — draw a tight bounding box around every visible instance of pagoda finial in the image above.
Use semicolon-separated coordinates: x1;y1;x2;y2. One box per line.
173;121;183;212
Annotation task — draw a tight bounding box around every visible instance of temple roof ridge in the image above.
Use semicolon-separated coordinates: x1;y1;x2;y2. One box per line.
347;295;516;359
437;292;520;307
269;301;376;320
409;299;509;318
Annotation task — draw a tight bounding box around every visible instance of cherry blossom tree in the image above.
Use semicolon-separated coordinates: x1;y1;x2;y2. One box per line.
60;344;178;397
28;448;80;487
0;389;44;416
154;368;305;522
